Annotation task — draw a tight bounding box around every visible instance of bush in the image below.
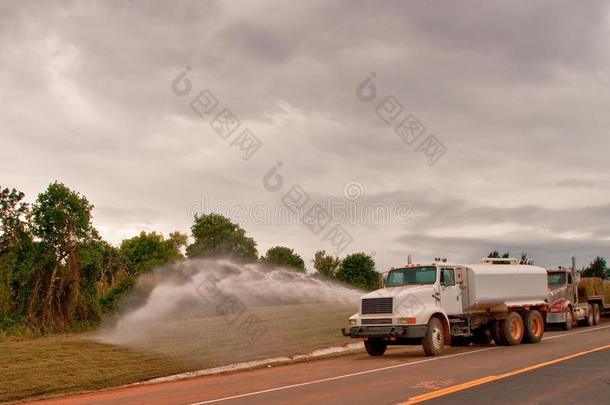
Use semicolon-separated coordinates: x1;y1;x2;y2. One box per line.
260;246;305;271
336;253;378;290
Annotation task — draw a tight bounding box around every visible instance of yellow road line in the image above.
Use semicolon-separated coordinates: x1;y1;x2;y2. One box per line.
400;343;610;404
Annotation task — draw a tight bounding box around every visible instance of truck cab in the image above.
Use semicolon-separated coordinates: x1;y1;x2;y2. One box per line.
546;268;597;329
342;263;456;356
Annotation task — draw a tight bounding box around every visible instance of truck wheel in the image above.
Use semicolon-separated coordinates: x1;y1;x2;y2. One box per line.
450;336;471;346
473;326;493;345
364;338;387;356
500;312;524;345
592;303;601;325
563;309;573;331
523;310;544;343
491;320;505;346
422;317;445;356
578;304;594;327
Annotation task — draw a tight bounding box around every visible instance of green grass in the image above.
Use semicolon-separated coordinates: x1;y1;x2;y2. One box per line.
0;303;356;403
0;335;185;403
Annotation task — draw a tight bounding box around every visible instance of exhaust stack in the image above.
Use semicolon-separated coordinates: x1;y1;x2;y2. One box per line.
571;256;576;272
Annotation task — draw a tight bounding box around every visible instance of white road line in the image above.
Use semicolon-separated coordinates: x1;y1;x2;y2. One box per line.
187;347;499;405
542;324;610;340
187;323;610;405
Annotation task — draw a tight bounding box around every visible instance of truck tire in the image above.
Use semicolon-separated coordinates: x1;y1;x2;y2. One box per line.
422;317;445;356
491;320;505;346
499;312;524;345
523;310;544;343
563;309;573;331
592;303;601;325
364;338;387;356
473;326;493;345
450;336;472;346
578;304;594;327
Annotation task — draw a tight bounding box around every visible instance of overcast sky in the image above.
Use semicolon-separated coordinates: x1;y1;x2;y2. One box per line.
2;0;609;271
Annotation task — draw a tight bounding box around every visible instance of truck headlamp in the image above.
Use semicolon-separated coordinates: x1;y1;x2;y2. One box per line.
396;317;417;324
348;319;357;326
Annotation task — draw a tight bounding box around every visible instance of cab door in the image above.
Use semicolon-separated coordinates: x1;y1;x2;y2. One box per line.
439;268;462;315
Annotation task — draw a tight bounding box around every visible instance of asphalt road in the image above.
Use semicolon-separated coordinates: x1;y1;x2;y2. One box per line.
422;348;610;405
29;320;610;405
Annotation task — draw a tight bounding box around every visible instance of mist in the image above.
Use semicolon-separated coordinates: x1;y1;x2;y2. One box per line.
93;259;362;369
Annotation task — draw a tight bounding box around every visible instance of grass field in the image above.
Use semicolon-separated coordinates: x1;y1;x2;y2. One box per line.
0;303;356;403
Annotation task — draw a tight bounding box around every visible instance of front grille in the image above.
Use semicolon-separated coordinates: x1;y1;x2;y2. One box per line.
362;297;393;314
362;318;392;325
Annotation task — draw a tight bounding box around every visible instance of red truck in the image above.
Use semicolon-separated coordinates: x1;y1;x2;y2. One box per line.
545;261;609;330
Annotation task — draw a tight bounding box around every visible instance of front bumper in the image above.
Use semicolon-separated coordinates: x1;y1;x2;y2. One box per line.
342;325;427;339
546;312;567;323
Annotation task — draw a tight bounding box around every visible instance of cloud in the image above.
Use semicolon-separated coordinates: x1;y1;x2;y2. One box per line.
556;179;610;190
1;0;609;271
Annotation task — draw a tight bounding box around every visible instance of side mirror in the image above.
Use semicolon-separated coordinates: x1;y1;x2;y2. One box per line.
379;271;389;288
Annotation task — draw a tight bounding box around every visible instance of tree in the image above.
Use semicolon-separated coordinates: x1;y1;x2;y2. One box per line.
261;246;305;271
31;182;97;329
582;256;607;279
488;250;510;258
0;182;196;333
120;231;187;275
519;251;534;265
79;239;125;297
312;250;341;279
0;188;31;252
186;213;257;262
0;187;32;328
336;252;378;290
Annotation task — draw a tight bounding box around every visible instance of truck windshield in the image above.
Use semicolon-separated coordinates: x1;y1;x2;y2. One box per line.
547;273;566;285
386;266;437;286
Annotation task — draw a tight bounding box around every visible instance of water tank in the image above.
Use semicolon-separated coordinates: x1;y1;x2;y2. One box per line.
463;264;547;312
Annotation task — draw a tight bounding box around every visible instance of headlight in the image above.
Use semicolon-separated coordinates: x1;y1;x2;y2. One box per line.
396;317;416;324
348;319;357;326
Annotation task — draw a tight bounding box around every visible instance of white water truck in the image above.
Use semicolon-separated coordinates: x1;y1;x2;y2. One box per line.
342;258;549;356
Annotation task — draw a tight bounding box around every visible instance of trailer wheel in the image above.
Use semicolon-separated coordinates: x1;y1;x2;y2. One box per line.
491;320;505;346
422;317;445;356
499;312;524;345
473;326;493;345
364;338;387;356
523;310;544;343
592;303;601;325
578;304;594;327
563;309;573;331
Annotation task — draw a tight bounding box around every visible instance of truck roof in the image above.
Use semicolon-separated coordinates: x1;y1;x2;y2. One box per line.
467;263;547;275
389;263;546;274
